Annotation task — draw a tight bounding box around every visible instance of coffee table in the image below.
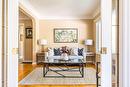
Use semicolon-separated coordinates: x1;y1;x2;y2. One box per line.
43;59;86;78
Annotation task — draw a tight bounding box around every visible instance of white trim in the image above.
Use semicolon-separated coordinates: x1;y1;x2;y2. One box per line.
119;0;123;87
19;5;37;20
0;0;2;87
119;0;130;87
32;62;37;65
94;16;101;22
19;1;39;19
38;16;94;20
93;7;100;18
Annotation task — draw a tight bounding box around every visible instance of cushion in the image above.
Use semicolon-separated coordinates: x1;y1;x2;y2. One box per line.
61;46;70;55
70;48;78;56
78;48;84;56
54;48;61;56
48;48;54;56
47;56;83;60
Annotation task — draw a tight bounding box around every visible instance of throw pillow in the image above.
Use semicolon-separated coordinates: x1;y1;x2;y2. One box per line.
54;48;61;56
61;46;67;53
78;48;84;56
60;53;69;60
70;48;78;56
48;48;54;56
61;46;70;55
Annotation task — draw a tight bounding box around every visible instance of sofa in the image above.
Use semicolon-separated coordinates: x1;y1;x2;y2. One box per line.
45;46;86;62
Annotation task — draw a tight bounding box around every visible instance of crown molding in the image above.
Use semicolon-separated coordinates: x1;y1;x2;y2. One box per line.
93;7;100;18
38;15;94;20
19;2;39;20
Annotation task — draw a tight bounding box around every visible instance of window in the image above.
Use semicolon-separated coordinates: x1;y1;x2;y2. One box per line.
96;19;101;53
112;10;118;54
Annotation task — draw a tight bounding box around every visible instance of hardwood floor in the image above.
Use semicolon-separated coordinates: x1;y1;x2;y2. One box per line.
18;63;96;87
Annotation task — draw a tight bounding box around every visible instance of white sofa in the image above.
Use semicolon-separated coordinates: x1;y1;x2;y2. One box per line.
44;47;86;62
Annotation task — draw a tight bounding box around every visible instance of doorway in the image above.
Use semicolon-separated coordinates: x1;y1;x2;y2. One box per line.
19;10;33;64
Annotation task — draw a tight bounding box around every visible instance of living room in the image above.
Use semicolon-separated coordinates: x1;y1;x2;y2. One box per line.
18;0;99;64
18;0;118;87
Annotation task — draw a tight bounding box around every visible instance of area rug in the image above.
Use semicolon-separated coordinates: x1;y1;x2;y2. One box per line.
19;67;96;85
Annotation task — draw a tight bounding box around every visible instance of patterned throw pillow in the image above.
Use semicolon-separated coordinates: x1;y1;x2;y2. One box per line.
48;48;54;56
78;48;84;56
54;48;61;56
70;48;78;56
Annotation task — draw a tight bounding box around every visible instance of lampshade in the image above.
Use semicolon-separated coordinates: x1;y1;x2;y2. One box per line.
39;39;47;45
85;39;93;46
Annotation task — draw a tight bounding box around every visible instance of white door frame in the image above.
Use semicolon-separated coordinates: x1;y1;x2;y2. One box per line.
19;4;39;64
119;0;130;87
18;23;25;61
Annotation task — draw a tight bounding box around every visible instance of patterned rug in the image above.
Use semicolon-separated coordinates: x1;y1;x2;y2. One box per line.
19;67;96;85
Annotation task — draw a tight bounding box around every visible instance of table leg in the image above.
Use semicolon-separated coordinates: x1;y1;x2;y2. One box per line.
43;63;45;77
82;64;84;77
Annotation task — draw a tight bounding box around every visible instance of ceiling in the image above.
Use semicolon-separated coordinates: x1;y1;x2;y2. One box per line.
19;0;100;19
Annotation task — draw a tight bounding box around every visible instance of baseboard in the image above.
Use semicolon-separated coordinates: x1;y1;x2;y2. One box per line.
22;60;32;64
32;62;37;65
22;62;32;64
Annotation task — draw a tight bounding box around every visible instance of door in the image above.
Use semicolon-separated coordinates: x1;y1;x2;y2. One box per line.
7;0;18;87
101;0;112;87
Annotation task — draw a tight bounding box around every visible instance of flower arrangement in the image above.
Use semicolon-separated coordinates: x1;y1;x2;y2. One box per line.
61;46;70;54
60;46;70;60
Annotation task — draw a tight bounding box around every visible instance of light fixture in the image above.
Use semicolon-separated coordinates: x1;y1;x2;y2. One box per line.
85;39;93;52
38;39;47;52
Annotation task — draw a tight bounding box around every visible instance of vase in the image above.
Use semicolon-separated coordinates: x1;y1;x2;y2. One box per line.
61;53;69;60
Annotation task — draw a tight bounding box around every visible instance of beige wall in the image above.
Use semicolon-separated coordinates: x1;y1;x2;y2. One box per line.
38;19;94;50
19;20;33;62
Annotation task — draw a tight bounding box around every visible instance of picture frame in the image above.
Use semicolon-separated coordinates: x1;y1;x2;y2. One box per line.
54;28;78;43
26;28;32;39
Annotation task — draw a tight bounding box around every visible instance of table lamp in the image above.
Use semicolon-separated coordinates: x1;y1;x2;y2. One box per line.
39;39;47;52
85;39;93;52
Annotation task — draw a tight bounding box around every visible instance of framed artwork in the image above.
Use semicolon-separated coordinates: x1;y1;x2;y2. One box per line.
54;28;78;43
26;28;32;39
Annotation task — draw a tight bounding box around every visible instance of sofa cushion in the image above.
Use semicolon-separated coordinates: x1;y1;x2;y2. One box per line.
54;48;61;56
47;56;83;60
78;48;84;56
69;56;83;59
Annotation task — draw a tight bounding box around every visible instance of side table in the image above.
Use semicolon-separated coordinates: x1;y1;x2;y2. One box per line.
36;52;45;64
86;52;95;64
